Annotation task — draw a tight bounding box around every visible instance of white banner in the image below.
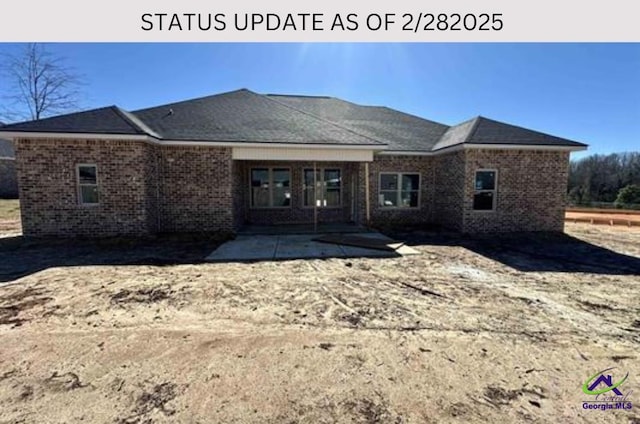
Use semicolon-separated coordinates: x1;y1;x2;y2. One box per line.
0;1;638;42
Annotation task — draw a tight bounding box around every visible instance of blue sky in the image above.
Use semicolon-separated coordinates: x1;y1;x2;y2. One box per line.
0;43;638;158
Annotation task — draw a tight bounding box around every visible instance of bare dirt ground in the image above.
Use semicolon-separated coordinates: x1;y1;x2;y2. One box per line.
566;210;640;226
0;220;639;423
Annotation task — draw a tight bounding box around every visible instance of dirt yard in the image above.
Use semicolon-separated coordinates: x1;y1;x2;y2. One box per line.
566;208;640;226
0;214;639;422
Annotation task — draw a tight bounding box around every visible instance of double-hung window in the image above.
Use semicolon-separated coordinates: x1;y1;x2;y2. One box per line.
77;164;99;205
250;168;291;208
303;168;341;207
379;173;420;208
473;169;498;211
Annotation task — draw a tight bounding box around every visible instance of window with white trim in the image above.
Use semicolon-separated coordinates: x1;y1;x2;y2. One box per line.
473;169;497;211
378;173;420;208
303;168;341;207
250;168;291;208
77;164;99;205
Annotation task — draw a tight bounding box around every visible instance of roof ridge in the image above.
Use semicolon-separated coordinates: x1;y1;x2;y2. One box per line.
467;116;586;146
113;107;163;139
132;88;251;114
110;106;148;135
262;93;387;146
266;93;332;99
462;116;483;144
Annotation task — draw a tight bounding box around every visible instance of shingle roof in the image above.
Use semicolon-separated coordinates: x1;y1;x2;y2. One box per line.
0;106;147;135
267;95;449;151
133;89;383;145
465;116;585;147
0;89;587;151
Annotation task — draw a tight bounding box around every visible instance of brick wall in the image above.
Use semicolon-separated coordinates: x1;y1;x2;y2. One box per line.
13;137;572;237
15;138;154;237
0;159;18;198
461;149;569;233
363;155;435;226
157;146;235;233
433;151;466;231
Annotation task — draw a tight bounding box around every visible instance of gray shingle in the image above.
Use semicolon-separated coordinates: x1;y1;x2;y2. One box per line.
133;89;383;145
0;106;146;135
0;89;586;151
464;117;586;147
268;95;449;151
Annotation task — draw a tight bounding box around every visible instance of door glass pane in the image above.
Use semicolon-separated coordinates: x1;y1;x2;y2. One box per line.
78;166;97;184
325;189;341;207
272;168;291;207
475;171;496;190
402;174;419;191
80;185;99;204
400;191;419;207
304;169;321;206
324;169;341;189
379;191;398;207
251;169;270;207
380;174;398;191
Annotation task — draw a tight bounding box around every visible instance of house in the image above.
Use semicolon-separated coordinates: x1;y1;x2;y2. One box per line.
0;136;19;199
0;89;586;237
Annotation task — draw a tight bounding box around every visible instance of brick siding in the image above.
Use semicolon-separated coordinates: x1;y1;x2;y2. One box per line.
363;156;436;227
13;137;572;237
15;138;154;237
157;146;234;233
461;149;569;233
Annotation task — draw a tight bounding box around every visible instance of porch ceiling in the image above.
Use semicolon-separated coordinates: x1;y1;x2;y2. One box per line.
232;146;374;162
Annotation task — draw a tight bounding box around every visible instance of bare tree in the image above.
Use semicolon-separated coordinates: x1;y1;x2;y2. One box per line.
1;43;84;121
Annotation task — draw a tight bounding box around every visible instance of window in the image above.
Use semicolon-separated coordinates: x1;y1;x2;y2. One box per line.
378;173;420;208
77;164;99;205
473;170;497;211
250;168;291;208
303;168;341;207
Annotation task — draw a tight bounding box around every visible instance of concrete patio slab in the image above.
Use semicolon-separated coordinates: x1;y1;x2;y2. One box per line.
204;232;419;262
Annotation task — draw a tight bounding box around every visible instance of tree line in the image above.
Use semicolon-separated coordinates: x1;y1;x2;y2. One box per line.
568;152;640;208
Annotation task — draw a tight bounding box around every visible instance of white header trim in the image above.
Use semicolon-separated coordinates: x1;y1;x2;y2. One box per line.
0;156;15;160
0;131;386;151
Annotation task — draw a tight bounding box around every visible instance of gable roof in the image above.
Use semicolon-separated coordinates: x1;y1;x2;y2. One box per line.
0;89;587;151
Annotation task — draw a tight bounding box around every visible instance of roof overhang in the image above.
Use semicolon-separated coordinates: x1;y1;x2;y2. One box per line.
0;131;151;141
380;142;587;156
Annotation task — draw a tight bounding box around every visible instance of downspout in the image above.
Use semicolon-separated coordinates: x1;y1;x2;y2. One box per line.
313;161;318;233
155;147;161;232
365;162;371;225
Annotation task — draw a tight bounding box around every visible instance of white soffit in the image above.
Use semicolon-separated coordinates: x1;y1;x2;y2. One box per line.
232;147;374;162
